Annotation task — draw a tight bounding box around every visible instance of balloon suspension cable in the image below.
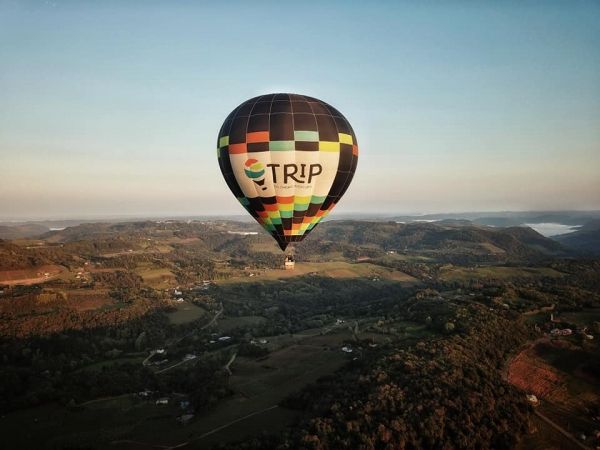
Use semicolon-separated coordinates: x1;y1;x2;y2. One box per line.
285;244;295;258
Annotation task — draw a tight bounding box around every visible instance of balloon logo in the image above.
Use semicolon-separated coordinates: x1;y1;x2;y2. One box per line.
244;159;268;191
217;93;358;251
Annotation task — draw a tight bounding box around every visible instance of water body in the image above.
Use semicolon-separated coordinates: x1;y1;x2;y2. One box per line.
523;223;581;237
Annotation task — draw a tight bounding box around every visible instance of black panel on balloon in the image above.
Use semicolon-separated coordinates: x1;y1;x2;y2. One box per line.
316;114;338;141
309;102;331;115
252;102;271;114
338;144;354;172
271;101;292;113
218;153;233;174
269;113;294;141
296;141;318;151
248;114;269;132
247;142;269;152
293;113;318;131
248;197;265;212
229;116;249;144
334;117;352;135
236;101;255;116
291;101;313;114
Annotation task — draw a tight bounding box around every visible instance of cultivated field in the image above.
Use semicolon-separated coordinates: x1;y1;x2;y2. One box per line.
0;264;65;285
220;261;418;284
165;300;207;324
135;265;177;288
439;265;564;282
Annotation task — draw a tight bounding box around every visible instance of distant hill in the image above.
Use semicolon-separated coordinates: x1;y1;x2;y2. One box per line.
389;211;600;228
553;220;600;255
0;239;61;270
312;221;568;261
0;224;48;240
0;220;573;272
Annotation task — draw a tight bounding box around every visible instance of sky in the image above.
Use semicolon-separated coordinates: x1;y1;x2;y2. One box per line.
1;0;599;219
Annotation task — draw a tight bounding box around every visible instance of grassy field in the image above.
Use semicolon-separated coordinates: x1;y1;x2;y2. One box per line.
135;265;177;288
0;326;353;450
220;261;418;284
217;315;267;332
77;355;146;372
121;331;350;448
165;301;207;324
65;288;113;311
439;265;564;282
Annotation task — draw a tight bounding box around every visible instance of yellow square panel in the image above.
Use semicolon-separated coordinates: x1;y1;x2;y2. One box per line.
319;141;340;152
338;133;353;145
294;195;311;205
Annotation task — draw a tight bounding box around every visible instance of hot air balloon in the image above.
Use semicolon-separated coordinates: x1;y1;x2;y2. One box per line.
217;93;358;255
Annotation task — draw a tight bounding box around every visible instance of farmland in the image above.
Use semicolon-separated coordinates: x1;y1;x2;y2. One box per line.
0;219;599;449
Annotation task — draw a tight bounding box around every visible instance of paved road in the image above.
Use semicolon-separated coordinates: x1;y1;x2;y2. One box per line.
534;411;590;450
110;405;279;449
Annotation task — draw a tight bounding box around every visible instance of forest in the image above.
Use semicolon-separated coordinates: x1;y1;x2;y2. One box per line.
0;220;599;449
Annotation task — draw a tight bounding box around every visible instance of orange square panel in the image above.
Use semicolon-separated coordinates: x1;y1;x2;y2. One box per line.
246;131;269;143
229;143;247;154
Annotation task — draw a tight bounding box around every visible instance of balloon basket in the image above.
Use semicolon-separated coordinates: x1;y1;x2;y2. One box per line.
283;248;295;270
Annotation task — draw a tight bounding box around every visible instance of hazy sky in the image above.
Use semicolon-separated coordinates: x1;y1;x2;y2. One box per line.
1;0;599;219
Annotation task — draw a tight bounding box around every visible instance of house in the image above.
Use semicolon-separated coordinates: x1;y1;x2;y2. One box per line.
550;328;573;336
155;397;169;405
174;289;183;296
218;336;232;342
176;298;185;303
258;339;268;344
526;394;539;406
183;354;196;361
155;349;165;354
341;346;353;353
336;319;345;325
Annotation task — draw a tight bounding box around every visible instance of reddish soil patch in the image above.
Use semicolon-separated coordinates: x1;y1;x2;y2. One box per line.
508;344;565;398
0;265;64;285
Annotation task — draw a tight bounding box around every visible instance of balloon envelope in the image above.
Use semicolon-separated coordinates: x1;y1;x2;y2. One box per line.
217;93;358;251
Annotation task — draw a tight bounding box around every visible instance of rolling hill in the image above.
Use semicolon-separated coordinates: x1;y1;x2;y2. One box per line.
553;220;600;255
